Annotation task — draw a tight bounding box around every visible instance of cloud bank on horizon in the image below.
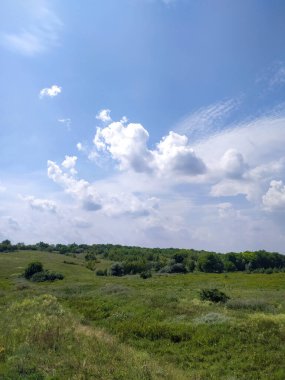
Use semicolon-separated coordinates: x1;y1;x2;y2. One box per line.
1;0;285;252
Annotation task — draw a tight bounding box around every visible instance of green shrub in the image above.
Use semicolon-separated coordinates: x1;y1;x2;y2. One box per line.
140;270;152;279
30;270;64;282
24;262;43;279
110;262;124;276
86;260;97;271
199;288;230;303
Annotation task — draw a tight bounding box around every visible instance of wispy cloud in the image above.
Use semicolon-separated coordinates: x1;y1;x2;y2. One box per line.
58;118;71;130
40;85;62;98
0;0;62;56
174;99;240;142
256;61;285;89
270;65;285;87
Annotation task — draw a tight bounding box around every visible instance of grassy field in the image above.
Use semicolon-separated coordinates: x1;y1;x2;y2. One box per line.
0;251;285;379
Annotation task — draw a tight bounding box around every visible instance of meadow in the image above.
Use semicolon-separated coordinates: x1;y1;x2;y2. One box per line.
0;250;285;379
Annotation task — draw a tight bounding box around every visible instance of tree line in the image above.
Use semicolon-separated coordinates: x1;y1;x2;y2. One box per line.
1;240;285;275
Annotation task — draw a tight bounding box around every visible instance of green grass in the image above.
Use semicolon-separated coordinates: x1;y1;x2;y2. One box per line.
1;251;285;379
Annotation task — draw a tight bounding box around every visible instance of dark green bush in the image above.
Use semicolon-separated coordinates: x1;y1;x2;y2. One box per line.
170;263;187;273
24;262;43;279
140;270;152;279
110;262;124;276
199;288;230;303
30;270;64;282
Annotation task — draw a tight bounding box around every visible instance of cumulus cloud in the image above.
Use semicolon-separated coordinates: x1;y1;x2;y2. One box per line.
154;131;206;176
39;84;61;98
220;149;248;179
94;122;152;172
62;155;77;175
47;158;159;217
47;160;102;212
262;180;285;211
21;195;57;213
96;109;112;123
76;142;84;152
93;118;206;177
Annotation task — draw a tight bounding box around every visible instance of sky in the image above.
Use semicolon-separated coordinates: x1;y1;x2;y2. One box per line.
1;0;285;252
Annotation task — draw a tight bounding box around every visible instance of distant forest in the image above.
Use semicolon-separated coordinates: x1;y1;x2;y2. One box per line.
1;239;285;276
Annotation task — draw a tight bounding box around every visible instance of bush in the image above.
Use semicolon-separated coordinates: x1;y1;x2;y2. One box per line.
30;270;64;282
140;270;152;279
110;262;124;276
24;262;63;282
24;262;43;279
199;288;230;303
170;263;187;273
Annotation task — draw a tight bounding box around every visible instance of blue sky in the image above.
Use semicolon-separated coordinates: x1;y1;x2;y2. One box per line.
1;0;285;252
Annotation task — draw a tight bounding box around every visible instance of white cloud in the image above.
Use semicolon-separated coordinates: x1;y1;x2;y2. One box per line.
21;195;57;213
94;121;152;172
2;32;44;56
153;131;206;176
96;109;112;123
0;0;62;56
262;180;285;211
93;119;206;176
220;149;248;179
76;142;84;151
62;155;77;175
47;160;101;211
39;85;61;98
210;179;258;202
47;159;159;217
58;118;71;129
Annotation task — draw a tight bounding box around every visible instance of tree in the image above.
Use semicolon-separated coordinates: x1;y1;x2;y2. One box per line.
197;253;224;273
110;262;124;276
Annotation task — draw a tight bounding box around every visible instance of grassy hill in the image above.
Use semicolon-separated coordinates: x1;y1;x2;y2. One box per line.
0;250;285;379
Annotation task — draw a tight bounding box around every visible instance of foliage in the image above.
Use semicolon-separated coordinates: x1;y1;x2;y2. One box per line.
0;295;178;379
1;251;285;379
24;262;43;279
110;262;124;276
30;270;64;282
4;240;285;276
0;240;14;252
197;253;224;273
199;288;230;303
24;262;63;282
140;270;152;279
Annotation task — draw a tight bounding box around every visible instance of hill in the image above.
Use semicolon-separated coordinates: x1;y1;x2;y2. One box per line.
0;249;285;379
